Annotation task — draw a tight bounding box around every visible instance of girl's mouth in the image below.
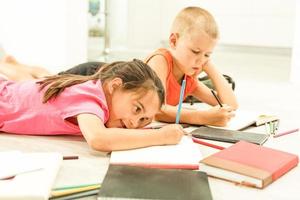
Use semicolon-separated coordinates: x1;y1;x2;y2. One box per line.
120;120;127;128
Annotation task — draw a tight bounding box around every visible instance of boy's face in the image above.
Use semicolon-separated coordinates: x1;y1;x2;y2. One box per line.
170;30;217;76
106;88;160;129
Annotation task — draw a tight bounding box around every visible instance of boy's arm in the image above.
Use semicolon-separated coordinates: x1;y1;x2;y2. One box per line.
191;61;238;109
77;113;184;152
155;104;234;126
146;55;169;94
147;56;235;126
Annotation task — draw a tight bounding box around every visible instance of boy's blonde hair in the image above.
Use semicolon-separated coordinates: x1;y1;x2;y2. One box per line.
171;7;219;39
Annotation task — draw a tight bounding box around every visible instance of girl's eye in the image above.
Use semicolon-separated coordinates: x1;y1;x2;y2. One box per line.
205;54;211;58
135;106;141;113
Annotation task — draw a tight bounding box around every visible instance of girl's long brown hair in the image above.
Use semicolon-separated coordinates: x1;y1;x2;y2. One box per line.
37;59;165;107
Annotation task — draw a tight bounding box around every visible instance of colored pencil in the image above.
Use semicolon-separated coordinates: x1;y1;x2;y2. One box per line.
175;78;186;124
192;137;225;150
273;128;299;138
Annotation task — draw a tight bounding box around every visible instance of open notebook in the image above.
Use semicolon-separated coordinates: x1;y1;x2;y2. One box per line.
207;110;279;131
110;136;202;170
183;103;279;131
0;151;63;200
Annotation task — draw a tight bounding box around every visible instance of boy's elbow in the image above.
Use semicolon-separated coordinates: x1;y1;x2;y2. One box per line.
232;101;239;110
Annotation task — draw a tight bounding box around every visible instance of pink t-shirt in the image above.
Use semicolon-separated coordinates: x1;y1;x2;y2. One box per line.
0;79;109;135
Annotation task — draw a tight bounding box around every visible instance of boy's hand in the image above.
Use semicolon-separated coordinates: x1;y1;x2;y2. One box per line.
202;105;235;127
192;60;210;79
158;124;185;145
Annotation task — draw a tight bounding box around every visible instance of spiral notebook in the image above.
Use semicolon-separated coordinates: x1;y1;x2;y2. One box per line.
191;126;269;145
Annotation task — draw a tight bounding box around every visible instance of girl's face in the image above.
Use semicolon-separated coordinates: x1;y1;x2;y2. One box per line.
170;30;217;77
105;83;161;129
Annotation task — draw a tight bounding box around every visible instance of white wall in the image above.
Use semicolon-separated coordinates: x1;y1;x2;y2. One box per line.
107;0;296;52
0;0;88;73
184;0;296;48
107;0;129;51
290;1;300;83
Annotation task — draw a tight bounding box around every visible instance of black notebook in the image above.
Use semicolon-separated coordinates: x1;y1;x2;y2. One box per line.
191;126;269;145
97;165;212;200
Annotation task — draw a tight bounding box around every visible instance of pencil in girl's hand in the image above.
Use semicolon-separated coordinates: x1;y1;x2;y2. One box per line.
211;89;223;107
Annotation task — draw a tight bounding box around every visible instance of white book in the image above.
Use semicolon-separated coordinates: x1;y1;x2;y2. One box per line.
207;110;279;131
0;151;63;200
184;103;279;131
110;136;202;170
206;110;258;131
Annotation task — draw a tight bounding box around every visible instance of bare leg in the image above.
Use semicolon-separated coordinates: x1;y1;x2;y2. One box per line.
0;55;51;81
2;55;18;64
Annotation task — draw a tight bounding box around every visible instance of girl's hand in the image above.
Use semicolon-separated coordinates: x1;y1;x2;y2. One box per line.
201;105;235;127
157;124;185;145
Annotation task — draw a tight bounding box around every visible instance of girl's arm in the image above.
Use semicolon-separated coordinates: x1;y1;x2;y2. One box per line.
77;113;184;152
192;61;238;109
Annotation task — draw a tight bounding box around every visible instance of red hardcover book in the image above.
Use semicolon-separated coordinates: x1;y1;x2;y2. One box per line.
200;141;298;188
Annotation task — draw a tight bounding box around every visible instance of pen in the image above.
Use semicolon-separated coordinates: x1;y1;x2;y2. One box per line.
264;122;269;134
175;77;187;124
273;128;299;138
63;156;79;160
275;120;280;133
269;122;274;135
192;137;225;150
211;90;223;107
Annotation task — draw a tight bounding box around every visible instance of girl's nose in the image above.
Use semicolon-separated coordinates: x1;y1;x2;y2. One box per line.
129;118;140;129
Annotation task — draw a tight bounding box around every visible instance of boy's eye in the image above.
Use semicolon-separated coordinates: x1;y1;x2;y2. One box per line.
205;54;210;58
191;49;200;54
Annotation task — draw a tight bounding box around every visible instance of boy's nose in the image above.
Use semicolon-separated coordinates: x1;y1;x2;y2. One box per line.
196;54;206;65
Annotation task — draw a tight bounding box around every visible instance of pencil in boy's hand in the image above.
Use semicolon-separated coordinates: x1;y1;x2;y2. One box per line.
175;78;186;124
211;89;223;107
